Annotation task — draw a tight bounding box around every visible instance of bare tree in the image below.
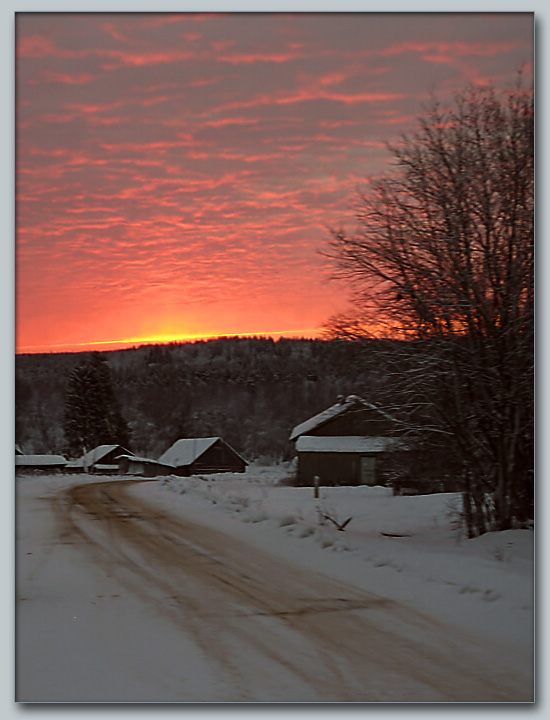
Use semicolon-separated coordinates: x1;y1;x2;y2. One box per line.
325;81;533;537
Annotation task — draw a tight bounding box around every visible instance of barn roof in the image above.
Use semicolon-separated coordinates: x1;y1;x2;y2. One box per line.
70;444;132;468
158;437;247;468
289;394;395;441
15;454;67;466
296;435;402;453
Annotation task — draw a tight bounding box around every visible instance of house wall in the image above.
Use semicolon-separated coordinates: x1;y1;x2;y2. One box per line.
141;463;167;478
118;458;146;476
118;457;172;477
92;465;120;474
118;457;133;475
171;465;192;477
192;442;246;474
297;452;381;486
15;464;66;475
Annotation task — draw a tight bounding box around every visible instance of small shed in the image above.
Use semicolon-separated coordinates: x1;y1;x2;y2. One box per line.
15;454;67;474
117;454;174;478
66;444;133;474
158;437;247;477
290;395;402;486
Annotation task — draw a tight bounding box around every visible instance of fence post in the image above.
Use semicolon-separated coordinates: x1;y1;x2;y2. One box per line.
314;475;320;499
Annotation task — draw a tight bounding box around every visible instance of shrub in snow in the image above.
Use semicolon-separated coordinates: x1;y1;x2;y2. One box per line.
278;515;296;527
230;495;250;510
242;510;268;524
316;505;352;532
460;584;480;595
275;473;299;487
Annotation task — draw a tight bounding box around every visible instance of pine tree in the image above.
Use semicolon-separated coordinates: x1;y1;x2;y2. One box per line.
63;353;130;458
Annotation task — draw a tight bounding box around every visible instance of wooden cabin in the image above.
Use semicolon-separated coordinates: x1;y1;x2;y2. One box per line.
290;395;402;487
15;454;67;474
158;437;247;477
66;444;133;474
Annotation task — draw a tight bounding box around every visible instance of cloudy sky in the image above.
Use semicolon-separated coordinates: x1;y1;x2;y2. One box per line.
15;11;533;353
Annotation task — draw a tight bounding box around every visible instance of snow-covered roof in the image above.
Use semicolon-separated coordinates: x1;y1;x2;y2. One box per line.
119;454;174;468
71;444;131;467
296;436;402;454
290;394;394;441
15;455;67;466
158;437;247;468
158;437;219;466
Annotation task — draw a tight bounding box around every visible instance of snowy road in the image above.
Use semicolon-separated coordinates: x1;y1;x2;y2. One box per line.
16;477;531;702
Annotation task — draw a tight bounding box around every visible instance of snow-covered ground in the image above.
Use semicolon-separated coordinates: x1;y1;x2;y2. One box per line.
130;463;534;655
13;463;534;707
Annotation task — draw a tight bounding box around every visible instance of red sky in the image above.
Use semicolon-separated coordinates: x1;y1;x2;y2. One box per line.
15;11;533;353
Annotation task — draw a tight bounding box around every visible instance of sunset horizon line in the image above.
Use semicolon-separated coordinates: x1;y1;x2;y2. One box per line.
16;327;326;355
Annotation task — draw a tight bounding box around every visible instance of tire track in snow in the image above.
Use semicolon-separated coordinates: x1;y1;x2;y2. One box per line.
54;478;532;702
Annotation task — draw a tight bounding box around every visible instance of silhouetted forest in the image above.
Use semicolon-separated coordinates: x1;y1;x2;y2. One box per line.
15;337;387;461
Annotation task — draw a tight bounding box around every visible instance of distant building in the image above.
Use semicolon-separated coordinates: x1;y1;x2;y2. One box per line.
15;454;67;474
117;454;174;478
158;437;248;476
66;444;133;474
290;394;402;486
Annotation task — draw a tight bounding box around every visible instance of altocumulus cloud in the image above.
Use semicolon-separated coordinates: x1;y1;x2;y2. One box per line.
16;12;533;352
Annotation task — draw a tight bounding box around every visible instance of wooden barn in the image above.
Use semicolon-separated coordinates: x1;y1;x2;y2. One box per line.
66;444;133;474
15;454;67;474
290;394;402;487
158;437;248;477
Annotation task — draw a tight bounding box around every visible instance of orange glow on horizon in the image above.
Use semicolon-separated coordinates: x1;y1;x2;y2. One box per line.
16;327;323;355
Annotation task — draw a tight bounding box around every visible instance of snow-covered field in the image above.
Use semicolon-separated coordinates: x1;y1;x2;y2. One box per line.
13;463;534;708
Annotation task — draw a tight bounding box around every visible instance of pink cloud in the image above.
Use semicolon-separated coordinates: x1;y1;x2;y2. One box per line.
204;117;259;128
379;39;519;60
105;48;198;67
211;39;235;53
212;87;403;115
217;50;303;65
38;70;97;85
98;21;132;43
17;35;61;58
275;89;405;106
318;71;348;86
188;75;224;88
318;119;362;128
64;99;124;115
